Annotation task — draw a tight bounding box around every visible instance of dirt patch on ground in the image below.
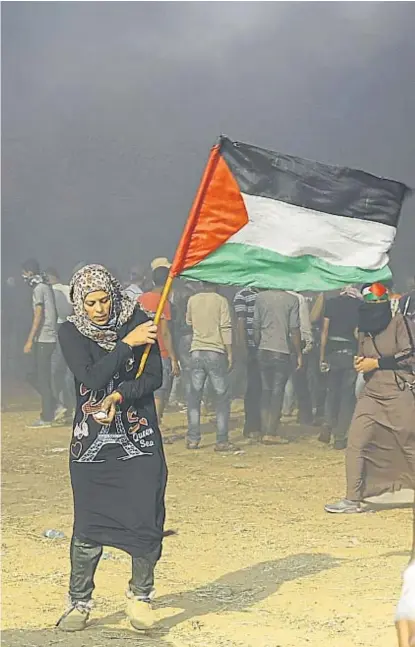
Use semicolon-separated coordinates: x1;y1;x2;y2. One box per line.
1;395;410;646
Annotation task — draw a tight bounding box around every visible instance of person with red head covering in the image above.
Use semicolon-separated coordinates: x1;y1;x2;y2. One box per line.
325;282;415;514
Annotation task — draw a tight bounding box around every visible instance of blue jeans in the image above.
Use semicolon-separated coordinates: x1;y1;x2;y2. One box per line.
187;350;230;444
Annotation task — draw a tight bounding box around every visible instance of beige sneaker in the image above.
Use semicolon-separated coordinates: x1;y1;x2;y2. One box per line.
126;598;154;631
57;604;90;632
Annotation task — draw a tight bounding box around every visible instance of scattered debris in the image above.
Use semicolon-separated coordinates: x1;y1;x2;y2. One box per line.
43;529;65;540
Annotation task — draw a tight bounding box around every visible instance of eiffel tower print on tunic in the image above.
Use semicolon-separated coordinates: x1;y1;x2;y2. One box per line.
72;377;153;464
75;410;151;463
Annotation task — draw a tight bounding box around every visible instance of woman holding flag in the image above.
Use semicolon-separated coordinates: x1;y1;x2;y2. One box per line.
57;265;166;633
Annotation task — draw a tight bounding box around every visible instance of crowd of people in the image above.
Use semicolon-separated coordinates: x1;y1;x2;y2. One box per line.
2;257;415;639
3;256;415;464
3;256;415;458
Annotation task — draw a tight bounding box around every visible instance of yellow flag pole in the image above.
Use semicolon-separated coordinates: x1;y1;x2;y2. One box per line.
136;138;222;379
136;273;174;378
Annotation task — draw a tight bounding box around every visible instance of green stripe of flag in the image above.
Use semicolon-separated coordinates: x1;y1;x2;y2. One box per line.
180;243;392;292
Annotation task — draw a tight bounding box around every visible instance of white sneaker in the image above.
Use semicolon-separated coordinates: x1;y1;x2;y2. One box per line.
126;598;154;630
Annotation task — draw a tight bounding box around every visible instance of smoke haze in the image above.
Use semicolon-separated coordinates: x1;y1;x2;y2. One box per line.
2;2;414;285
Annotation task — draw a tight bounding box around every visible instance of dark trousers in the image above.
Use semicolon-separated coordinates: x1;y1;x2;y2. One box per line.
258;350;291;437
325;367;357;442
243;348;262;436
69;536;160;602
307;345;327;420
52;337;74;412
27;342;56;422
292;354;313;425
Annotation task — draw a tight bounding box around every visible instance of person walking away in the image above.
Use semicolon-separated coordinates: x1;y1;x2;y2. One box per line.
46;267;74;422
325;282;415;513
233;286;261;440
170;281;215;414
138;267;180;431
319;286;361;449
22;259;58;428
57;265;164;632
253;289;303;445
186;282;237;452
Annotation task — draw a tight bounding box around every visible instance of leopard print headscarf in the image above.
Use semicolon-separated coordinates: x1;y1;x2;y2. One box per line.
68;264;136;351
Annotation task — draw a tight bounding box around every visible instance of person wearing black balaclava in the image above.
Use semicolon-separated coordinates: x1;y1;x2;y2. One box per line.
325;282;415;514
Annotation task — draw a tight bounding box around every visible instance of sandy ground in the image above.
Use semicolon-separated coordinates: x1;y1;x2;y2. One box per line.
1;390;411;647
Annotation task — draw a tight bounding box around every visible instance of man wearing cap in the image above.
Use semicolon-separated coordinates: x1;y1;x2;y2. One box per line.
151;257;171;272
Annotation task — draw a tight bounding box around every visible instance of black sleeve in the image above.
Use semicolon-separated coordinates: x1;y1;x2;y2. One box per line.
378;316;415;373
378;356;401;370
58;322;132;391
117;341;163;403
378;351;415;371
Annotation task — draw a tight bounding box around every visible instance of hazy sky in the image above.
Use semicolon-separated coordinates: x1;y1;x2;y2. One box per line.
2;2;414;284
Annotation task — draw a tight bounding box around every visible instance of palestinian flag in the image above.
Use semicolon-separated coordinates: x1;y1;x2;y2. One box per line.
170;136;410;291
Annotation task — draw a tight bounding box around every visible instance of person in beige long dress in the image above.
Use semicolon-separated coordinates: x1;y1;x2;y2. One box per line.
325;282;415;513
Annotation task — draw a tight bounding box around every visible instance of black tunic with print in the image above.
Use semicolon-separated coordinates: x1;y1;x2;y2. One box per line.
59;308;167;558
